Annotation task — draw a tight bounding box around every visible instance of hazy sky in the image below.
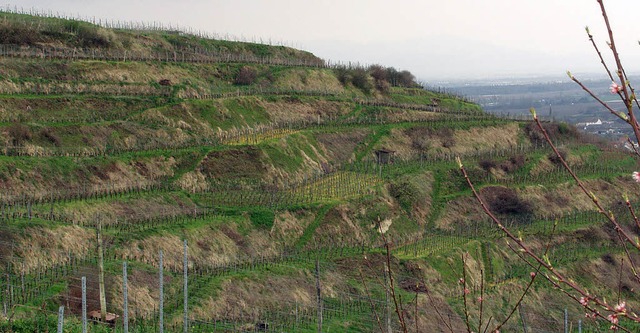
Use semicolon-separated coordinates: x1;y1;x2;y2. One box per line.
3;0;640;81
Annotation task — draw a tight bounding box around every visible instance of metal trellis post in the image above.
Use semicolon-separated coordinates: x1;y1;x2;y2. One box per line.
160;250;164;333
184;240;188;333
82;276;87;333
57;306;64;333
124;262;129;333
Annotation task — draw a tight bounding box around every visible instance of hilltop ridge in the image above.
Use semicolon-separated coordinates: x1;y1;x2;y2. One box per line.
0;10;322;64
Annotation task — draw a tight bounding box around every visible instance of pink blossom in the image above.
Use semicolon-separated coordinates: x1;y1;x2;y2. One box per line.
633;172;640;183
459;278;465;284
579;297;589;307
610;82;623;94
477;296;484;302
615;302;626;313
608;313;619;325
464;288;470;295
530;272;536;278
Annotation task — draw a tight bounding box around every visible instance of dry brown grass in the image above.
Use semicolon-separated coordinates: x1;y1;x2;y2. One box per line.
378;127;416;160
108;267;160;318
13;226;94;273
382;110;441;123
270;210;314;245
0;154;176;203
117;222;278;269
55;194;196;225
261;99;351;124
449;123;519;155
438;176;637;229
316;129;369;164
175;170;209;193
312;201;393;246
199;147;267;181
529;147;586;176
193;271;316;321
521;177;636;218
409;172;434;224
576;252;640;306
273;69;344;93
436;194;485;230
378;124;520;160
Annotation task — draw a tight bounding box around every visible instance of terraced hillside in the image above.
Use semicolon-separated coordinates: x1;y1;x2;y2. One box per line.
1;11;639;332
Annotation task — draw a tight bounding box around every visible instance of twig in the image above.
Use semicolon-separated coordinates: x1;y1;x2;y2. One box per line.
618;258;624;305
532;111;640;252
457;156;637;324
358;269;385;333
482;316;494;333
379;225;408;333
585;26;615;82
493;267;538;332
414;290;419;333
492;219;557;332
461;253;472;333
614;230;640;285
478;269;484;332
505;242;632;333
597;0;640;145
626;137;640;158
624;195;640;231
421;276;455;333
620;67;640;113
568;74;628;123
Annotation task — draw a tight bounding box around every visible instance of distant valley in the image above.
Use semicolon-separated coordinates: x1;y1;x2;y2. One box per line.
444;75;640;141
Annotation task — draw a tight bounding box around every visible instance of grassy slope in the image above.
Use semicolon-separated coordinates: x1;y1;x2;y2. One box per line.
0;11;321;62
0;13;638;333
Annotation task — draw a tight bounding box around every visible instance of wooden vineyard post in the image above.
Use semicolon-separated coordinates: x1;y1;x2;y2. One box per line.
384;262;392;333
2;270;7;319
97;221;107;322
519;304;528;333
20;264;24;304
315;259;322;333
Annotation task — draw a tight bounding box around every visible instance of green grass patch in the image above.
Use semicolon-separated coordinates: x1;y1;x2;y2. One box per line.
295;204;334;250
249;209;275;229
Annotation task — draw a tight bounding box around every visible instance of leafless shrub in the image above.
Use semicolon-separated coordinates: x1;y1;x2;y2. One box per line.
480;186;532;216
368;64;387;82
439;128;455;148
0;23;40;45
39;127;61;146
499;154;526;173
235;66;258;85
8;123;32;146
525;122;579;144
478;159;497;171
547;149;568;165
350;68;373;93
77;26;115;48
375;79;390;94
